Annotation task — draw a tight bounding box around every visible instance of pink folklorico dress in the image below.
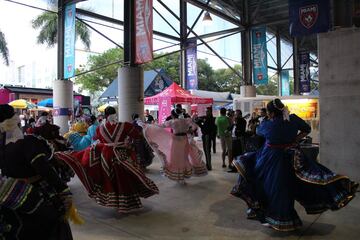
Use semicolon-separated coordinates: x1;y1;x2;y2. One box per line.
143;118;207;181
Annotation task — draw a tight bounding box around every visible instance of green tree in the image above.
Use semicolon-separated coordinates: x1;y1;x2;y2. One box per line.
75;47;123;93
0;29;9;65
256;74;279;95
144;52;181;84
213;64;242;93
32;9;90;49
197;58;218;91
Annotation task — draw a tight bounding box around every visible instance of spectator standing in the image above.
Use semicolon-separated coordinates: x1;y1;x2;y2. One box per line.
144;109;155;124
215;108;233;169
196;107;216;170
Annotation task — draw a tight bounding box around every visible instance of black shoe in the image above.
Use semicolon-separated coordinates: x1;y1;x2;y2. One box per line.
246;208;257;220
222;164;226;168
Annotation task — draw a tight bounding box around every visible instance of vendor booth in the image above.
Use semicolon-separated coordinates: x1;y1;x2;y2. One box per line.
233;95;320;143
144;83;213;123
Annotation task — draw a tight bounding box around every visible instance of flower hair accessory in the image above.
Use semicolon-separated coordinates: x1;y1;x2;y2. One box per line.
273;100;289;121
282;106;290;121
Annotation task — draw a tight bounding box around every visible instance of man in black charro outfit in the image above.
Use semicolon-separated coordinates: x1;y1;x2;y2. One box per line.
0;104;73;240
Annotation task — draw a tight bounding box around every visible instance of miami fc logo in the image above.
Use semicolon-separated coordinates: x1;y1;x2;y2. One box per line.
299;5;318;29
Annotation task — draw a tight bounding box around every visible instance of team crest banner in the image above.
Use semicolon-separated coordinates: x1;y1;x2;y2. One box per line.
134;0;153;64
251;26;268;85
289;0;330;36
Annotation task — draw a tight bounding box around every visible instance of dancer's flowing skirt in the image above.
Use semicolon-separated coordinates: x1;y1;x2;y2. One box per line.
231;146;358;231
55;143;159;213
143;125;207;181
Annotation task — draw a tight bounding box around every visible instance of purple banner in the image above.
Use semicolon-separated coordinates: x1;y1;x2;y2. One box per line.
299;52;311;93
185;39;198;90
289;0;330;37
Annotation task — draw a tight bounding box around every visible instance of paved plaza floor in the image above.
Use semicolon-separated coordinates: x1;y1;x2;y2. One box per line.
69;141;360;240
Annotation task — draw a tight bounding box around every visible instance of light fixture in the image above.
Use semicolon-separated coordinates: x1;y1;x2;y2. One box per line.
202;11;213;25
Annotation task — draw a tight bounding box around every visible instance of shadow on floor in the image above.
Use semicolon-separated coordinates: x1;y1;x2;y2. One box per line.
209;196;260;231
262;220;336;238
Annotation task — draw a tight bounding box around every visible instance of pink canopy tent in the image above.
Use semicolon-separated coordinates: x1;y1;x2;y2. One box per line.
144;83;213;105
144;83;213;123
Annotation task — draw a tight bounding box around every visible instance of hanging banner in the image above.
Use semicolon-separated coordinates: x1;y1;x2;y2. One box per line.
134;0;153;64
185;38;198;90
281;70;290;96
158;98;171;124
289;0;330;37
252;26;268;85
63;3;76;79
299;52;311;93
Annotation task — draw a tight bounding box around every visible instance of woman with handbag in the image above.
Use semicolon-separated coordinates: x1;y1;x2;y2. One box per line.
0;104;73;240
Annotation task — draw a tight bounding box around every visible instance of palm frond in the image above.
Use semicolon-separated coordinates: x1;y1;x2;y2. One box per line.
32;11;91;49
0;30;9;66
76;20;91;49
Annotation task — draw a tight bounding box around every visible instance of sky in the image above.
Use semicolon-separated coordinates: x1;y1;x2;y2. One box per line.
0;0;294;87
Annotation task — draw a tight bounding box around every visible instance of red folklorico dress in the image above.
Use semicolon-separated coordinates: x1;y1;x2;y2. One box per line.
55;121;159;213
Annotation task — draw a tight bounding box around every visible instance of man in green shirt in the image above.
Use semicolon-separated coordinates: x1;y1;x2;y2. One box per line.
215;107;233;169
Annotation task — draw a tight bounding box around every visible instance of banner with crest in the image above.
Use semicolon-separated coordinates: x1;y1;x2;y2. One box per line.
289;0;330;36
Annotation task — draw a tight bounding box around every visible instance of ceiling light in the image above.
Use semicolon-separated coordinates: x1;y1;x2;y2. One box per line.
202;11;213;25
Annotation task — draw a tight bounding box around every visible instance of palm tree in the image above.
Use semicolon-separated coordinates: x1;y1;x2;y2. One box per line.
32;8;91;49
0;29;9;65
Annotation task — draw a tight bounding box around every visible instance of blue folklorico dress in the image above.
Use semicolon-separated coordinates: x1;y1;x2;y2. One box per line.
231;114;358;231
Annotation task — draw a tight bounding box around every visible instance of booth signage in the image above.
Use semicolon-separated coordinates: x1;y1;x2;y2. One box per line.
185;38;198;90
289;0;330;36
134;0;153;64
63;3;76;79
158;98;171;124
251;26;268;85
298;52;311;93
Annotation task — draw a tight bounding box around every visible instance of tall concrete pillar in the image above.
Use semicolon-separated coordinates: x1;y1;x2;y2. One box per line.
117;66;144;122
319;28;360;181
53;80;73;135
240;85;256;97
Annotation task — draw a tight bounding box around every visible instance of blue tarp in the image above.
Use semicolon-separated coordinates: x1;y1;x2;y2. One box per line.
214;102;233;110
37;98;53;107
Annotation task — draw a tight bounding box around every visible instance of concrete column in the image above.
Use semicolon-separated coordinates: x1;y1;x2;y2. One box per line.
240;85;256;97
117;66;144;122
53;80;73;135
319;28;360;181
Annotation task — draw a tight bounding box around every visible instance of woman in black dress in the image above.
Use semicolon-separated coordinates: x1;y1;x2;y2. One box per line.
0;104;73;240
